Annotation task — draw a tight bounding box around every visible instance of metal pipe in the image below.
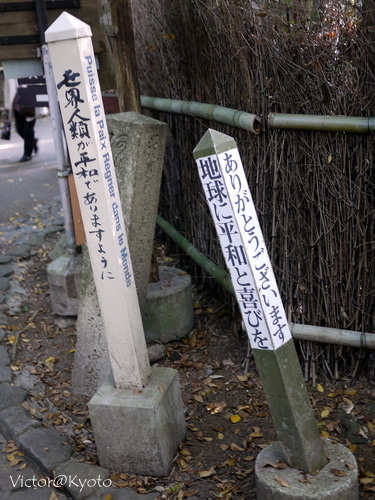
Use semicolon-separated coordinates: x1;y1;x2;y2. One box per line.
156;213;374;349
141;96;261;134
268;113;375;133
42;44;77;254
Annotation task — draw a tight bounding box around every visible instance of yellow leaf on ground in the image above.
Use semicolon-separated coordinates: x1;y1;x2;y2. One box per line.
359;477;374;485
321;407;333;418
230;414;241;423
230;443;245;452
316;383;324;393
198;467;215;478
348;443;357;453
343;388;357;396
250;432;264;438
274;476;289;487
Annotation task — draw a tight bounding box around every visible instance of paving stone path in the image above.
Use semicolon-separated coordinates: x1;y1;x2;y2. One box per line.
0;199;159;499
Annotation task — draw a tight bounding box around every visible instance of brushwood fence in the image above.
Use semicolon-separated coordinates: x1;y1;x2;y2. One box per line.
131;0;374;378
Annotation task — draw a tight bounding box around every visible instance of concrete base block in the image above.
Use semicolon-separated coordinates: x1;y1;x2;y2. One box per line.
143;266;194;343
255;439;358;500
88;366;186;476
47;253;82;316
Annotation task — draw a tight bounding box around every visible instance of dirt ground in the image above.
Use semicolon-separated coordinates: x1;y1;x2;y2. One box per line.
1;230;374;499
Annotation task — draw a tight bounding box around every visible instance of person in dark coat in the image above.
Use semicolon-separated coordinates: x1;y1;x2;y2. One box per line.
12;89;39;162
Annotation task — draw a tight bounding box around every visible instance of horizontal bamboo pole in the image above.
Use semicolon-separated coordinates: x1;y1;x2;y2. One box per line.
291;323;375;349
141;96;261;134
156;214;374;349
268;113;375;133
139;95;375;134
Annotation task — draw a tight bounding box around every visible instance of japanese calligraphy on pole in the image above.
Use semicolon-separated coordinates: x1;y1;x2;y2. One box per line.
194;130;292;351
45;12;150;390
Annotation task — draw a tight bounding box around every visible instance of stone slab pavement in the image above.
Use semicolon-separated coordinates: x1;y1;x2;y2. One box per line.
0;199;163;499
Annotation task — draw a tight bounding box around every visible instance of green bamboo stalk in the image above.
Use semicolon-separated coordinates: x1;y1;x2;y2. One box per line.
268;113;375;133
140;96;375;133
156;214;234;294
140;96;261;134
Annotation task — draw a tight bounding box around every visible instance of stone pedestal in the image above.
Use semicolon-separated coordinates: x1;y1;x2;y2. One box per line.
47;253;82;316
255;439;358;500
88;366;186;476
143;266;194;343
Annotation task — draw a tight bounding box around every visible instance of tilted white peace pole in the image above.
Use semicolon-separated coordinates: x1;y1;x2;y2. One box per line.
45;12;150;390
194;129;327;474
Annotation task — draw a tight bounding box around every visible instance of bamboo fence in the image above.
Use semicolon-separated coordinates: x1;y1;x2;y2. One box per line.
131;0;375;378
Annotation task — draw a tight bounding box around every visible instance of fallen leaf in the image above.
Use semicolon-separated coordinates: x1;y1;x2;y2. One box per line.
230;414;241;423
250;432;264;438
274;476;288;487
317;383;324;393
359;477;374;485
263;461;288;469
343;388;357;396
321;407;333;418
348;443;357;453
230;443;245;452
330;468;347;477
198;467;215;478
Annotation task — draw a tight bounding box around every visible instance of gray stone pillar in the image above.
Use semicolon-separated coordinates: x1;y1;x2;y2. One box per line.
72;112;167;397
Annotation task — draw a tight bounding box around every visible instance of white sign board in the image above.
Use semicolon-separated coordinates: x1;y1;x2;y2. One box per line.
194;131;292;350
46;12;150;389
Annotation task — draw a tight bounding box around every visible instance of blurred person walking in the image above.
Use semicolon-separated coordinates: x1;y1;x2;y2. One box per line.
12;88;39;162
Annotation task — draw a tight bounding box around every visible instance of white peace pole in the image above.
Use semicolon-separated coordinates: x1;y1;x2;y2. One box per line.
194;129;292;351
193;129;326;473
45;12;150;390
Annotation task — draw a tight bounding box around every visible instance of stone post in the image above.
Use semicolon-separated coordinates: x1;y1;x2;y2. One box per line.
72;112;167;397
